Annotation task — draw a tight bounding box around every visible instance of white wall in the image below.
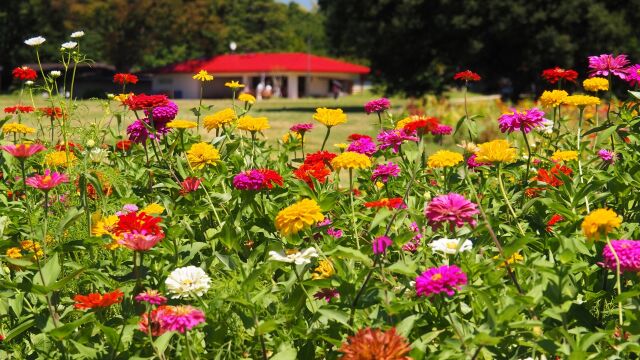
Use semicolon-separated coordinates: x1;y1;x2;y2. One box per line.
152;74;200;99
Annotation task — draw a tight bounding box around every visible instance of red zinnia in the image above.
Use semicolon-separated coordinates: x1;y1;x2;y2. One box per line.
38;107;64;119
535;164;572;187
453;70;481;82
546;214;565;232
123;94;169;111
293;162;331;189
348;133;372;142
12;66;37;81
541;67;578;84
74;289;124;310
115;140;132;152
304;150;337;166
55;142;83;152
364;197;406;210
113;73;139;85
403;117;440;134
4;105;35;114
258;169;284;189
179;177;202;195
115;211;163;237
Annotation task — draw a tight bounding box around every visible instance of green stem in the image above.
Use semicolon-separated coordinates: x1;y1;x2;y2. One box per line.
497;166;525;236
521;128;532;189
349;169;359;249
184;331;195;360
606;237;623;326
577;108;590;212
320;126;331;151
293;265;316;312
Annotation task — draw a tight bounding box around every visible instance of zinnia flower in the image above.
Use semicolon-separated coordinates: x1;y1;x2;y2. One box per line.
25;169;68;191
2;122;36;135
583;77;609;92
453;70;481;82
331;151;372;170
311;259;335;279
415;265;467;297
187;142;220;169
377;129;418;153
275;199;324;236
588;54;630;79
314;288;340;302
24;36;46;46
290;123;314;134
364;198;406;210
431;124;453;135
582;208;622;240
115;139;132;152
156;305;206;334
425;193;478;230
601;240;640;273
428;238;473;255
1;143;45;158
539;90;568;108
347;136;377;156
204;108;236;130
551;150;578;162
237;116;270;132
74;289;124;310
474;140;517;164
293;162;331;189
403;117;440;134
233;169;265;190
313;108;347;127
372;236;393;254
563;95;600;108
193;70;213;82
625;64;640;87
238;93;256;104
541;67;578;84
427;150;463;168
4;105;35;114
225;81;244;89
135;289;167;305
546;214;565;232
498;108;545;134
165;266;211;299
269;247;319;264
123;94;169;111
167;120;197;129
113;73;138;85
339;327;411;360
179;177;202;195
364;98;391;114
12;66;37;81
371;162;401;183
598;149;616;164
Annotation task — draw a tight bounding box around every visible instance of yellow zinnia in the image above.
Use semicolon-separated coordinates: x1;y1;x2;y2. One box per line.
312;259;335;280
113;93;133;102
551;150;578;162
275;199;324;236
91;214;119;238
583;77;608;92
6;247;22;259
238;93;256;104
313;108;347;127
474;140;517;164
2;123;36;134
44;151;77;168
282;132;301;144
237;116;270;132
539;90;568;108
331;151;372;170
140;203;165;215
334;143;348;150
427;150;463;168
167;120;197;129
187;142;220;169
564;95;600;107
204;108;236;131
494;252;524;268
225;80;245;89
581;208;622;240
20;240;43;258
193;70;214;82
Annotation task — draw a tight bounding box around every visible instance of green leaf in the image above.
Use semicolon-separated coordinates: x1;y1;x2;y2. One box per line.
317;308;350;327
57;207;84;234
396;314;418;337
270;344;297;360
4;318;35;342
256;319;280;334
46;268;85;292
325;246;373;266
154;331;175;354
48;313;95;340
33;254;60;287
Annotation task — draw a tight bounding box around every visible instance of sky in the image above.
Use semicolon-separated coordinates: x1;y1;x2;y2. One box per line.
277;0;315;10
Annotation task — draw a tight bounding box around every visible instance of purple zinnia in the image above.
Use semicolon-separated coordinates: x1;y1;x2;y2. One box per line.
601;240;640;273
431;124;453;135
372;235;393;255
425;193;479;231
314;288;340;302
415;265;467;297
364;98;391;114
598;149;616;164
376;129;418;153
347;136;377;156
290;123;314;133
127;119;150;143
588;54;630;80
233;170;265;190
145;101;178;122
371;162;401;183
498;108;546;134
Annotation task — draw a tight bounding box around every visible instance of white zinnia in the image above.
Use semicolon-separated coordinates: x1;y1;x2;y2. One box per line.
269;247;318;265
50;71;61;78
428;238;473;255
25;36;46;46
165;266;211;299
70;31;85;38
61;41;77;49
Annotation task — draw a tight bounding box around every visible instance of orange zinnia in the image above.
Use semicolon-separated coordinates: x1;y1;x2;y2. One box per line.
74;289;124;310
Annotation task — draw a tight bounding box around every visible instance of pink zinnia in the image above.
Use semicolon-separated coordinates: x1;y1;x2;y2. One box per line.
431;124;452;135
327;228;343;238
135;289;167;305
372;235;393;255
1;143;46;159
425;193;478;230
157;305;206;334
588;54;630;80
602;240;640;273
290;123;314;133
25;169;68;191
364;98;391;114
625;64;640;87
347;136;377;156
118;232;164;251
180;177;202;195
376;129;418;153
233;170;265;190
371;162;401;183
597;149;616;164
498;108;545;134
415;265;467;297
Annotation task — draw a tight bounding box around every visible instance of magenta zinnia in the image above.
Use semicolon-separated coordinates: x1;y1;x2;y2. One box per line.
347;136;377;156
588;54;630;80
498;108;545;134
372;236;393;255
135;289;167;305
598;149;616;164
371;162;401;183
415;265;467;297
25;169;68;191
364;98;391;114
601;240;640;273
157;305;206;334
377;129;418;153
290;123;314;134
425;193;478;230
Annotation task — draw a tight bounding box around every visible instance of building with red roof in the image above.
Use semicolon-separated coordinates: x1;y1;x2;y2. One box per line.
148;52;369;99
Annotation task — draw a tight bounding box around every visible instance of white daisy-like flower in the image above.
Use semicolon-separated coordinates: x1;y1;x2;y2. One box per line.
269;247;318;265
428;238;473;255
25;36;46;46
61;41;77;49
536;119;554;135
70;31;85;38
88;147;109;163
165;265;211;299
50;71;61;78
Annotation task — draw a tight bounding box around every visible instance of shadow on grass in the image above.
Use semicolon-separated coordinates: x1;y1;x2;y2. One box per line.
257;106;364;113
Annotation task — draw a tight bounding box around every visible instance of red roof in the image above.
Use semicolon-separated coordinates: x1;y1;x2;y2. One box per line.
153;52;369;75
